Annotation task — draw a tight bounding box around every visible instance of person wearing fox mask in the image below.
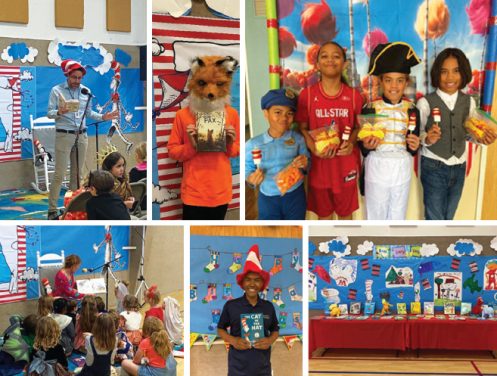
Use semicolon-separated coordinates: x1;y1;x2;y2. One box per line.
168;55;240;220
217;245;279;376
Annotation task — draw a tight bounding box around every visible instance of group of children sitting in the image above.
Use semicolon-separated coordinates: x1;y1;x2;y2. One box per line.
0;285;176;376
246;42;497;220
63;141;147;221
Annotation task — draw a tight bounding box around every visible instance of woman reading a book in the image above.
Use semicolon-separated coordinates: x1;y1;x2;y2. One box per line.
53;254;85;300
46;60;118;220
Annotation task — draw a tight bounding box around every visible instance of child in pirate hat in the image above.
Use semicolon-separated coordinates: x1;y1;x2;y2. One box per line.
217;245;279;376
360;42;421;220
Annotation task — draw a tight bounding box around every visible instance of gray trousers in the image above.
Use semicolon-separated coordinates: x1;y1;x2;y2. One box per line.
48;131;88;212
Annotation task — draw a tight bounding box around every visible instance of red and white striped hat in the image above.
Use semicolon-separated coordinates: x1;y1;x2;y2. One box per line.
236;245;270;291
61;59;86;76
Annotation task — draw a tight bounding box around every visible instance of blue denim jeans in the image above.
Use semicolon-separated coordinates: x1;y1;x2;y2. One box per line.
258;183;306;220
420;156;466;220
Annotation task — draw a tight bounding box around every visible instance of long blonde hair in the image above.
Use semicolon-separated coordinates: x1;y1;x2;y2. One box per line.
37;296;54;316
79;295;98;332
92;313;116;352
142;317;171;359
34;316;61;351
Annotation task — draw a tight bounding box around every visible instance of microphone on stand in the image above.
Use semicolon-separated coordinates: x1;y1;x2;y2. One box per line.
82;267;94;273
81;88;95;98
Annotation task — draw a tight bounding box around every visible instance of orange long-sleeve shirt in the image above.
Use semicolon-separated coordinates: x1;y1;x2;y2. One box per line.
167;105;240;207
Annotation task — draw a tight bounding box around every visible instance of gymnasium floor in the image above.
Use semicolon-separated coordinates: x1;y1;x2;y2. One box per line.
309;349;497;376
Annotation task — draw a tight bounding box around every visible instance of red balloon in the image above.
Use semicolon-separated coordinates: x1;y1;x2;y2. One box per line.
279;27;297;59
301;0;338;45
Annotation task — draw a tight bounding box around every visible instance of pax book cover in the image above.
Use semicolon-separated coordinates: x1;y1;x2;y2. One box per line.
196;111;226;152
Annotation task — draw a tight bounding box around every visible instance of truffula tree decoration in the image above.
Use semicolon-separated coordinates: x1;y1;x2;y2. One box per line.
97;61;138;153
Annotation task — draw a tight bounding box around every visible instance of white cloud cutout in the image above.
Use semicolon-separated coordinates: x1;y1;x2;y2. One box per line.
19;71;33;81
152;184;179;204
14;128;32;141
357;240;374;255
318;236;351;258
491;236;497;251
1;45;38;64
447;239;483;257
47;39;113;75
19;267;38;282
420;243;439;257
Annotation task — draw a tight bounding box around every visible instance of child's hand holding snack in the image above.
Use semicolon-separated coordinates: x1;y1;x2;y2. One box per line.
362;136;381;150
426;124;441;145
406;133;420;150
292;154;308;169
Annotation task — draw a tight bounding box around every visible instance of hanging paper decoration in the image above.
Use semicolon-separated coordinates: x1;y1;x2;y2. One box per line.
270;256;283;276
320;288;339;304
318;236;351;258
421;278;431;290
357;240;374;255
272;287;285;308
451;258;461;270
283;335;299;350
201;283;217;304
371;264;381;276
201;334;217;351
348;288;357;300
1;43;38;63
365;279;373;302
484;260;497;290
414;282;421;302
292;312;302;330
208;309;221;331
447;239;483;257
190;284;197;302
190;333;200;347
227;253;242;274
463;274;483;293
419;243;439;257
433;272;462;304
288;285;302;301
385;266;414;288
329;258;357;286
469;261;479;273
360;259;370;270
278;312;288;328
222;283;233;300
204;248;220;273
309;272;317;302
291;249;303;273
313;265;331;283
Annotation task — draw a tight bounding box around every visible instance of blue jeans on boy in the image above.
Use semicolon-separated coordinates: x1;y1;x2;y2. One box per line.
420;156;466;220
258;184;306;220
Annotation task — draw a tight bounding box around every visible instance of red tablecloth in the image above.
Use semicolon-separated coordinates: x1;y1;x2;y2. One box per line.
309;316;409;357
409;317;497;350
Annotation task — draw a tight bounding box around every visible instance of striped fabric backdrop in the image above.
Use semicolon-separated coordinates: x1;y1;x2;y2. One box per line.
0;66;22;162
0;226;27;304
152;14;240;220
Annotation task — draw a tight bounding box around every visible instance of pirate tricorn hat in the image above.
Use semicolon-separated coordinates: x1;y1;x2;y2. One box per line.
368;42;421;76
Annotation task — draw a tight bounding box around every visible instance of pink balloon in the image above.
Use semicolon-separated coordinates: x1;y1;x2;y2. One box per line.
277;0;295;19
362;29;389;57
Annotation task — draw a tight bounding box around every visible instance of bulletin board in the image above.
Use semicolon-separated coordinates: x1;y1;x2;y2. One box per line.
0;0;28;24
309;235;497;313
55;0;84;29
106;0;131;32
191;234;303;336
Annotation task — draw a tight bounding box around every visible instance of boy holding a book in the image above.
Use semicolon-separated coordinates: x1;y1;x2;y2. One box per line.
217;245;279;376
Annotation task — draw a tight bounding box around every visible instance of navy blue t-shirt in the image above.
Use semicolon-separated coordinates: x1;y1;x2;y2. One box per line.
218;294;279;376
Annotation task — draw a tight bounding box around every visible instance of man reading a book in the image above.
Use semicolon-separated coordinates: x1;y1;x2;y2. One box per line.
218;245;279;376
46;59;118;220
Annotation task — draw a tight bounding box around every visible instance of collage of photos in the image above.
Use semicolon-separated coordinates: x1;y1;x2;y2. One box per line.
1;0;497;376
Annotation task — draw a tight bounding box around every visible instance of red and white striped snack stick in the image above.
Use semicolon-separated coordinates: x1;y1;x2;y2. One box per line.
252;147;262;167
408;113;416;133
432;107;441;124
342;126;352;141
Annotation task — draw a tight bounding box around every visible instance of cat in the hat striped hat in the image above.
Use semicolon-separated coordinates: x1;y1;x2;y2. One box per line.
236;244;271;293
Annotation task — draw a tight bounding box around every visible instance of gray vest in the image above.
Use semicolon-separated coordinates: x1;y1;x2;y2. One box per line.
425;92;470;159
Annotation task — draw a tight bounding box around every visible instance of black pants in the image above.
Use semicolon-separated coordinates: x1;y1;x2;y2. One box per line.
182;203;228;220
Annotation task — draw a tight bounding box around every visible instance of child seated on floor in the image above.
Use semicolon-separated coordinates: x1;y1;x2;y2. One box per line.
75;296;98;353
30;316;68;372
120;317;177;376
108;309;133;362
95;296;107;313
77;313;117;376
37;295;54;317
101;151;135;210
120;295;142;348
52;298;76;357
0;314;39;374
144;285;164;322
86;170;131;220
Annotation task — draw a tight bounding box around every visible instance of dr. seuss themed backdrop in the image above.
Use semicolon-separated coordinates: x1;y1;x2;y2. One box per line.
0;44;144;163
276;0;492;103
0;226;129;304
309;235;497;312
151;13;241;220
190;235;303;348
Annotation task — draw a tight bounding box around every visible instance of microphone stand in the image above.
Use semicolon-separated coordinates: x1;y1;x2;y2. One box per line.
85;254;124;308
86;119;110;170
74;92;92;189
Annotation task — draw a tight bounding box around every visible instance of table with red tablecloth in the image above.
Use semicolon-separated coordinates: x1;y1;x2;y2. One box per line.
309;316;409;357
409;317;497;350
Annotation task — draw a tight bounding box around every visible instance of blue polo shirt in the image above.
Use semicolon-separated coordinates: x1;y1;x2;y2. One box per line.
245;130;309;197
218;294;279;376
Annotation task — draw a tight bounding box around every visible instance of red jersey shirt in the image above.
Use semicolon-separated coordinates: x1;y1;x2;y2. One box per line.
296;82;363;192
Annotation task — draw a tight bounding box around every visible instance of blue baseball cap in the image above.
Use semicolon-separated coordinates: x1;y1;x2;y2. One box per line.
261;88;297;111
